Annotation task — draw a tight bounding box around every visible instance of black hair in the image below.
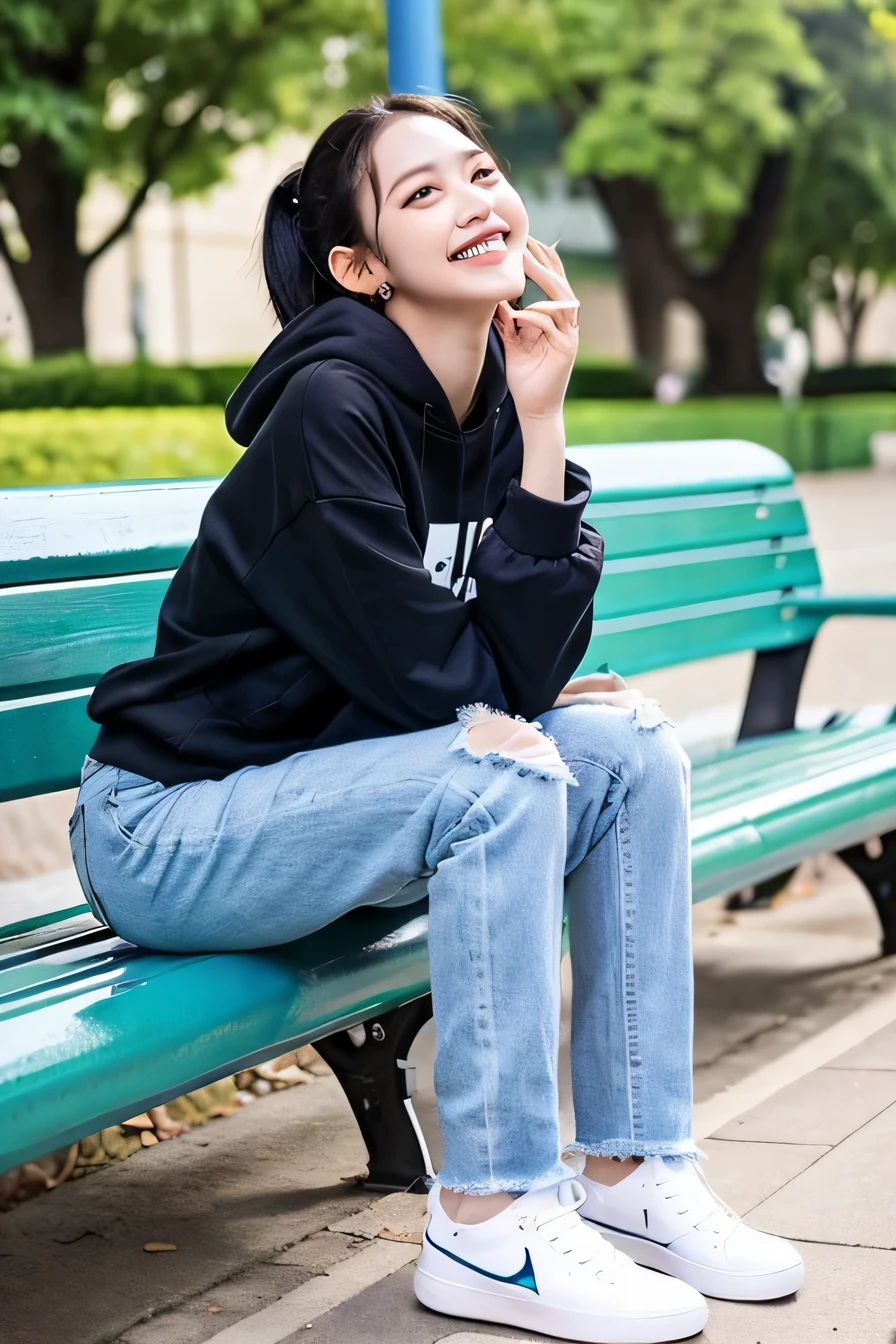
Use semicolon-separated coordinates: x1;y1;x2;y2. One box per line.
261;92;513;328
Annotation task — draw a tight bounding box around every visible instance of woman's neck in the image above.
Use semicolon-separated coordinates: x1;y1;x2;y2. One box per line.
386;300;494;428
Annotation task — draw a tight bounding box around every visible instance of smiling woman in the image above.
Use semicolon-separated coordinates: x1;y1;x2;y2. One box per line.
69;91;798;1344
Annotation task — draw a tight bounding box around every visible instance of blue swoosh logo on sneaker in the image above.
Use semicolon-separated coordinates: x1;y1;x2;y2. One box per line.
424;1227;539;1293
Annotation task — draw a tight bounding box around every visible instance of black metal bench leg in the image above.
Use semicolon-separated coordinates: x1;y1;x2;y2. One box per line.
313;993;435;1193
838;832;896;959
738;638;814;741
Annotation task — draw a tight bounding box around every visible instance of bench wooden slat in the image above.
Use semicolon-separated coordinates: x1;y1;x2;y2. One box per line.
588;489;810;560
0;479;214;585
570;441;794;499
0;691;95;802
0;540;822;696
585;590;823;676
597;537;821;617
0;903;433;1172
0;574;168;695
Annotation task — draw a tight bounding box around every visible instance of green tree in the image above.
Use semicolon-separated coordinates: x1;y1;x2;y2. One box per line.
765;4;896;362
0;0;377;355
444;0;895;393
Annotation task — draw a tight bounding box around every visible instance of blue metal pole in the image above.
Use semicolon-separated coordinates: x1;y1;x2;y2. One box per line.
385;0;446;96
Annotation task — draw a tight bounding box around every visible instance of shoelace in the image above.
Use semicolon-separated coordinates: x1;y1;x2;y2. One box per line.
651;1154;741;1243
518;1205;619;1281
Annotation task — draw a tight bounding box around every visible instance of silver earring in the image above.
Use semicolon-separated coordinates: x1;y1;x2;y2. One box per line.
377;281;393;301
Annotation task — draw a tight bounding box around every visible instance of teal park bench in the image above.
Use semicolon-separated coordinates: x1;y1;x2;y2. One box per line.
2;440;896;1191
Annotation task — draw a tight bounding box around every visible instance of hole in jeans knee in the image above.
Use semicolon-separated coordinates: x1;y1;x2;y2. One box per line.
448;703;579;786
467;718;544;756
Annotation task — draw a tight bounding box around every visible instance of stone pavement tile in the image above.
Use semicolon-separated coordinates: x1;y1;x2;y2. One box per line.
711;1066;896;1145
698;1138;830;1215
326;1189;428;1244
700;1240;895;1344
197;1239;420;1343
747;1101;896;1250
120;1264;316;1344
270;1227;369;1268
825;1017;896;1071
278;1262;558;1344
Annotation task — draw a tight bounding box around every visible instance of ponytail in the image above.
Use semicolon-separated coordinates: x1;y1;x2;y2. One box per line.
261;171;342;327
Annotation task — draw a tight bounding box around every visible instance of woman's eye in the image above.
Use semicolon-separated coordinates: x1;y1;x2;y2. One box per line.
405;166;498;205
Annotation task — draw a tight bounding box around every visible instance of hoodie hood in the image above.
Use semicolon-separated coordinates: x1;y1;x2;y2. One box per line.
225;295;509;449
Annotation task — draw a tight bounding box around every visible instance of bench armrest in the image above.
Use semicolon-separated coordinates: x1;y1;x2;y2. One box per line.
794;595;896;620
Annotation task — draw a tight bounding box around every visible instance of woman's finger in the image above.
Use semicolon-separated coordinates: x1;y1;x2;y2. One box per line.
526;234;570;276
508;309;572;346
523;302;579;334
522;245;575;301
528;236;565;280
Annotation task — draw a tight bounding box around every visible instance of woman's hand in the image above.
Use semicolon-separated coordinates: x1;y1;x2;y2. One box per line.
492;236;580;420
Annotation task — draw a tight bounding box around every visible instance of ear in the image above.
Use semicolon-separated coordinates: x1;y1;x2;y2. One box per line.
328;244;387;298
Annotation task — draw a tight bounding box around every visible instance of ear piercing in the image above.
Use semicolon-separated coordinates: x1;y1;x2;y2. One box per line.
377;281;393;301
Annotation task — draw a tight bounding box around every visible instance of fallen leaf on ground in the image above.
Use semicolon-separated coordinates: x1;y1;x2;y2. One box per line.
121;1113;154;1131
143;1242;177;1252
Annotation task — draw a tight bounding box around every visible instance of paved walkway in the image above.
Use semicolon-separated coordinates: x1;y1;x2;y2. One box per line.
125;1006;896;1344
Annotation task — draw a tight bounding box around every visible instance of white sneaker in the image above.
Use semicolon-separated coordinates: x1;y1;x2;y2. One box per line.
578;1153;805;1301
414;1175;708;1343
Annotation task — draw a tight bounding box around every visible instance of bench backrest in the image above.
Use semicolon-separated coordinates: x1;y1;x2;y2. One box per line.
0;440;824;805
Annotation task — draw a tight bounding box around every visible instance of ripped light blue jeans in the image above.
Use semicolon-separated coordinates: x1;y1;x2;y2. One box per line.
69;700;696;1196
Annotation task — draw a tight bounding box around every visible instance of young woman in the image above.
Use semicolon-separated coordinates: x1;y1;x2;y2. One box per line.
70;93;804;1343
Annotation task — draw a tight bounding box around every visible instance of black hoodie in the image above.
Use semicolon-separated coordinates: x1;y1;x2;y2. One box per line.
86;298;605;786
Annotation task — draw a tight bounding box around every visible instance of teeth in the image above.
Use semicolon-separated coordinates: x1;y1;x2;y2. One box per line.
452;235;506;261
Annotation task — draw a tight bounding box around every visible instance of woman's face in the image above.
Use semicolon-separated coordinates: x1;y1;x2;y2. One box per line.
344;112;529;309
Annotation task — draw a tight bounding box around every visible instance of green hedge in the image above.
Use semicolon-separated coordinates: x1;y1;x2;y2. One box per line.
0;356;249;410
564;395;896;471
803;364;896;397
0;408;240;487
5;353;896;410
566;358;652;400
1;395;893;488
0;353;655;409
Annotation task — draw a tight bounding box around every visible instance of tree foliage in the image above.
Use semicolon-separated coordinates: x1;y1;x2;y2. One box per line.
766;2;896;359
0;0;381;351
445;0;896;390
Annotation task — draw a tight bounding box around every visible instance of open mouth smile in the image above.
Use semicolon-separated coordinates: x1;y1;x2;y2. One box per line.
449;232;509;262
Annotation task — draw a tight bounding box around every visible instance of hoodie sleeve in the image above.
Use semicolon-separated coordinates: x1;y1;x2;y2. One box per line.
240;369;602;730
469;458;605;721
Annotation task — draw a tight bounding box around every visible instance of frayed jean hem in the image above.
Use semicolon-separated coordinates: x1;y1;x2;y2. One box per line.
564;1138;701;1162
436;1156;577;1197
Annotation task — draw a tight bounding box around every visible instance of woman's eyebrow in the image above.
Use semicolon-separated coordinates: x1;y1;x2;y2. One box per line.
385;147;486;202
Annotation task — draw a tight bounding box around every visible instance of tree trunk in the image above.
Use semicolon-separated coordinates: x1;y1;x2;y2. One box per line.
589;174;682;380
582;153;793;395
694;287;767;394
688;152;792;394
2;139;89;355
